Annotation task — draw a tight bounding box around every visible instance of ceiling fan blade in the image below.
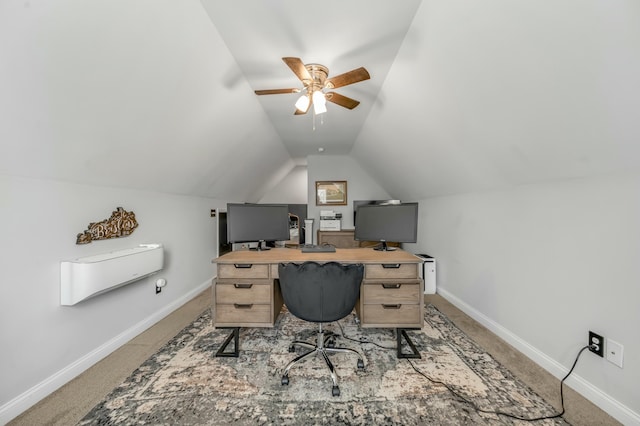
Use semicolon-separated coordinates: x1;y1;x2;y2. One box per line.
255;88;300;95
325;67;370;89
283;57;312;83
325;92;360;109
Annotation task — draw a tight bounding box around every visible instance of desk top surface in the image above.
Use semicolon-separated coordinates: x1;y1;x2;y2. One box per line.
213;247;422;264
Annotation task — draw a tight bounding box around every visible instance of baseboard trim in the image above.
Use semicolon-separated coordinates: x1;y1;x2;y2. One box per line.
0;279;213;425
437;288;640;426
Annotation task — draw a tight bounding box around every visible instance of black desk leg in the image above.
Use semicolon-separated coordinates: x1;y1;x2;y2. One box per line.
215;327;240;357
396;328;421;359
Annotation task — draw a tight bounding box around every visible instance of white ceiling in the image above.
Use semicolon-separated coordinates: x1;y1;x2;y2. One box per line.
1;1;639;202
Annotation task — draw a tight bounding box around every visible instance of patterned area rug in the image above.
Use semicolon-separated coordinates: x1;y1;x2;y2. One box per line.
79;305;568;425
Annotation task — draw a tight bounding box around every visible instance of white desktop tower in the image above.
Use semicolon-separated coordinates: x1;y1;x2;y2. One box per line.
304;219;314;246
415;254;436;294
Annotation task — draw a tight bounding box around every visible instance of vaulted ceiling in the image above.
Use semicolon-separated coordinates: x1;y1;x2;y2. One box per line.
200;1;421;161
1;1;638;203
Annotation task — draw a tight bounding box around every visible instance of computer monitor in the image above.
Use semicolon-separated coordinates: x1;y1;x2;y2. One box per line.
354;203;419;251
226;203;290;250
353;199;401;224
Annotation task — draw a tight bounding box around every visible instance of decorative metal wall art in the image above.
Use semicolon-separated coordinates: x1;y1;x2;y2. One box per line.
76;207;139;244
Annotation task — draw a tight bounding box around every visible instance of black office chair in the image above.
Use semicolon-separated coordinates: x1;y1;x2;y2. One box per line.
277;261;365;396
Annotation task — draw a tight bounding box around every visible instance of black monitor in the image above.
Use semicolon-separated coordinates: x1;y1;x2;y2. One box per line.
353;199;401;224
354;203;419;251
226;203;290;251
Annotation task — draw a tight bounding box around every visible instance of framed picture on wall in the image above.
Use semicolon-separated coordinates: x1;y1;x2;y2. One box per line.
316;181;348;206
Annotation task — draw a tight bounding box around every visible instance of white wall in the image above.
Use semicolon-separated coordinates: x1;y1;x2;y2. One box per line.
307;155;392;233
0;174;224;423
407;174;640;424
258;165;308;205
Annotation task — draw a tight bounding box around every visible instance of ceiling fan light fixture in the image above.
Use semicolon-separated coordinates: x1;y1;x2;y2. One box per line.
312;90;327;115
255;57;370;116
294;94;310;113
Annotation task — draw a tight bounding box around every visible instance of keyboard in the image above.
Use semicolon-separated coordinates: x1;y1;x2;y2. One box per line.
301;245;336;253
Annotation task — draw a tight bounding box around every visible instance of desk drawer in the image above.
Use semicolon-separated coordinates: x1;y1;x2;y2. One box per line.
215;303;271;324
365;263;418;279
218;263;270;279
361;303;421;326
216;280;271;304
363;281;421;304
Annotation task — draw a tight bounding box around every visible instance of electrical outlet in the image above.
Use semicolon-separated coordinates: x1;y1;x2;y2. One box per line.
155;278;166;295
589;331;604;357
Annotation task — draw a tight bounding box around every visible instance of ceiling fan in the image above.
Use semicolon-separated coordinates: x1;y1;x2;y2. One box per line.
254;57;370;115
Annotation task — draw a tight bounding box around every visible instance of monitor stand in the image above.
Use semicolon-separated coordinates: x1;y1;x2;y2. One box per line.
373;241;397;251
249;240;271;251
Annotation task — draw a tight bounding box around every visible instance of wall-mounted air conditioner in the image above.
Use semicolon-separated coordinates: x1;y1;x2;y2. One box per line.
60;244;164;306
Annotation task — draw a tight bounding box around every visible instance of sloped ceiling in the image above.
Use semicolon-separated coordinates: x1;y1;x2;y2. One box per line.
1;1;638;202
0;0;292;202
200;0;421;161
352;1;640;201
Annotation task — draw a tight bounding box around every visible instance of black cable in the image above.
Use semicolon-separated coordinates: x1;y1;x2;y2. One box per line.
405;344;593;422
334;319;397;350
335;317;593;422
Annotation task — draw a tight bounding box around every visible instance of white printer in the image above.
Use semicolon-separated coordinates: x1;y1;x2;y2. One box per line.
319;210;342;231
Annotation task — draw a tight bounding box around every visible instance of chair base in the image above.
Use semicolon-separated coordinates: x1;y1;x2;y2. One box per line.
281;325;364;396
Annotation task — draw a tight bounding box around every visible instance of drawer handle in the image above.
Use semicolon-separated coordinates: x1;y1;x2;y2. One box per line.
382;283;401;289
382;304;402;309
381;263;401;269
234;303;253;309
234;263;253;269
234;283;253;289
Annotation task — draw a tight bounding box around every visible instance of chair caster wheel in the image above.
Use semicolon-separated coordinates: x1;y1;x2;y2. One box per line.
357;359;364;369
288;345;295;353
281;375;289;386
332;385;340;397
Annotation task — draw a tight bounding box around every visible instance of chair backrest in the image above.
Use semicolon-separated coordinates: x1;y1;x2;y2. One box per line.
278;261;364;323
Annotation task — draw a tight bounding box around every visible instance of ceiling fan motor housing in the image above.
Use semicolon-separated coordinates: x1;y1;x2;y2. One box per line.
305;63;329;91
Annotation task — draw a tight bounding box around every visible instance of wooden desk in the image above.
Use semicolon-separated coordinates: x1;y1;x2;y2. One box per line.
317;229;399;249
212;247;424;357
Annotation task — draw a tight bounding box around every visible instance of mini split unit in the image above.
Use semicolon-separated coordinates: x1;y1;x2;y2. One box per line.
60;244;164;306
